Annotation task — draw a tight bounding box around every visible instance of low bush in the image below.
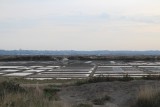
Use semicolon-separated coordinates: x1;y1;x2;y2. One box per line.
0;81;25;100
92;95;110;105
120;74;134;81
73;103;92;107
43;87;61;100
141;75;160;80
75;76;134;86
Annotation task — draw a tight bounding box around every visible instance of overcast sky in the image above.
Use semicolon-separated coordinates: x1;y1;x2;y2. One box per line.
0;0;160;50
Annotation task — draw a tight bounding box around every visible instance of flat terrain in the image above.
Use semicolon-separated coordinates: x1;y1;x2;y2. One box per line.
0;60;160;79
0;60;160;107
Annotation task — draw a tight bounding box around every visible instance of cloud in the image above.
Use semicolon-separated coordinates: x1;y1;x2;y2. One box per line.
117;15;160;24
0;0;160;50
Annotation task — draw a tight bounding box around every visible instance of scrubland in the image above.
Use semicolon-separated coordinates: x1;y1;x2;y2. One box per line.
1;77;160;107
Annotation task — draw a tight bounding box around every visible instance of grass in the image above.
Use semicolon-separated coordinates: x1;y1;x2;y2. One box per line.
132;86;160;107
0;81;25;100
0;80;62;107
3;76;160;107
0;79;92;107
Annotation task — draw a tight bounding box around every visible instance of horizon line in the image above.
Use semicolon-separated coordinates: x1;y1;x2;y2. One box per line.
0;49;160;51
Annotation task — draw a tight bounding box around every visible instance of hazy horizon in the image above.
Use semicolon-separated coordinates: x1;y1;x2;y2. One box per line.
1;0;160;50
1;49;160;51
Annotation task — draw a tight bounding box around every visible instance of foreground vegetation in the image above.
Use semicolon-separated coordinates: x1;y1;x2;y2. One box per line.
0;80;61;107
133;86;160;107
1;77;160;107
0;78;93;107
75;75;160;86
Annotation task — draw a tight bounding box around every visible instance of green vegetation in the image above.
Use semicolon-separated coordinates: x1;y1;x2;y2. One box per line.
75;76;134;86
43;86;60;100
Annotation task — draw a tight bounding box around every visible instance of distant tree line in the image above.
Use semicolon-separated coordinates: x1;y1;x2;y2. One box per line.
0;55;160;61
68;55;160;61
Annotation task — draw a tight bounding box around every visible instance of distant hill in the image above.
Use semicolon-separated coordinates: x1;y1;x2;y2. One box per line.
0;50;160;56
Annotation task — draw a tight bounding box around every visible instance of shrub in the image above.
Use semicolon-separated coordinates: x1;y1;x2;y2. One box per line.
73;103;92;107
92;95;110;105
120;74;134;81
43;87;60;100
141;75;160;80
75;76;134;86
0;81;25;100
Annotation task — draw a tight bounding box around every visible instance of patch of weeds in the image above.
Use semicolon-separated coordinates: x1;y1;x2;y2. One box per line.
48;84;62;88
88;77;111;83
119;74;134;81
133;95;160;107
75;76;134;86
0;81;25;92
0;81;25;100
141;75;160;80
0;80;62;107
43;87;60;101
73;103;93;107
132;87;160;107
75;80;88;86
92;95;110;105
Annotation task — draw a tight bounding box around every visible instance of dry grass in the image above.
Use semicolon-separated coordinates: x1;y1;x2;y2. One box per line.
138;86;158;100
0;89;56;107
0;79;93;107
133;86;160;107
0;80;62;107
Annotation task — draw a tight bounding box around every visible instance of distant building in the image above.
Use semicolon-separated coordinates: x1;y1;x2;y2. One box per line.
62;58;69;65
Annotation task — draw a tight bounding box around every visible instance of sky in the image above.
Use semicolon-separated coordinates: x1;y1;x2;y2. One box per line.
0;0;160;50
